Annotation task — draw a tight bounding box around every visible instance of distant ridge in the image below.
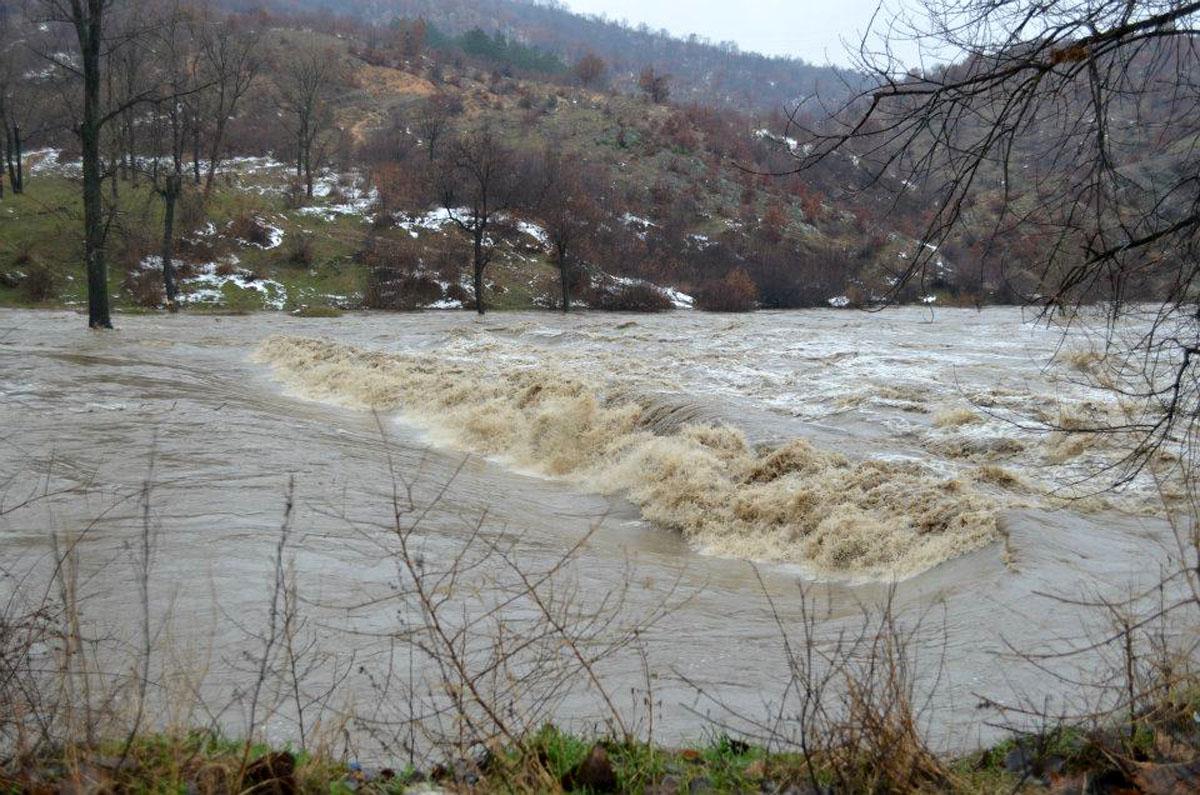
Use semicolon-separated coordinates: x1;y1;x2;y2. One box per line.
223;0;865;110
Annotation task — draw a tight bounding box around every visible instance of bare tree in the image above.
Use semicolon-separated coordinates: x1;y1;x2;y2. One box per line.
792;0;1200;483
413;92;458;163
30;0;123;327
537;148;602;312
437;128;527;315
275;41;337;199
0;12;51;197
0;17;19;198
145;3;198;309
193;9;258;196
29;0;200;327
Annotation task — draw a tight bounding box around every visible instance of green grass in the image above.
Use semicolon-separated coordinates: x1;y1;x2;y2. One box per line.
0;168;579;314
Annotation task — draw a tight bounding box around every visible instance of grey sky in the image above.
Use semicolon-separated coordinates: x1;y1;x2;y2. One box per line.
560;0;926;68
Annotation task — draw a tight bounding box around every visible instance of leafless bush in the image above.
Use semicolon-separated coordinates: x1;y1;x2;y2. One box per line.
678;577;955;791
122;266;165;308
589;281;674;312
363;268;445;310
227;214;273;247
326;427;687;779
284;232;315;268
19;264;56;304
694;268;758;312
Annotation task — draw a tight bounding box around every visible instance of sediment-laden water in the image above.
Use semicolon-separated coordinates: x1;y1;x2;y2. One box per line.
0;307;1189;756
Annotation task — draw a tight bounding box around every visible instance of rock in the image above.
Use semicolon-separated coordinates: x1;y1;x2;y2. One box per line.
1133;761;1200;794
1088;769;1139;795
1003;745;1068;783
561;745;617;793
242;752;296;795
1003;746;1032;774
0;271;22;289
688;776;715;793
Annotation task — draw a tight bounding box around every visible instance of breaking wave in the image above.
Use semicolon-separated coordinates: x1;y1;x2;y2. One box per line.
255;336;1001;579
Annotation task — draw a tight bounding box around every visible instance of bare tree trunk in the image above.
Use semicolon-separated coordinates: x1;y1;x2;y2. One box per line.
80;5;112;329
160;173;179;309
191;113;201;185
11;124;21;193
4;121;23;195
473;232;486;315
203;112;227;196
303;145;313;198
127;113;137;185
556;244;571;312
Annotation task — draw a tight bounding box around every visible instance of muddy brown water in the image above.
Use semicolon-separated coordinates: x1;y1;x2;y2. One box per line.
0;307;1189;759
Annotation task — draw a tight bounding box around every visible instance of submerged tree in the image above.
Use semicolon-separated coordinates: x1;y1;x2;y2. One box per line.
29;0;201;327
30;0;125;328
792;0;1200;483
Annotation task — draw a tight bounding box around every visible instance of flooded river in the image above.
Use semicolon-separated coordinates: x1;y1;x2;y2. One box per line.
0;307;1189;758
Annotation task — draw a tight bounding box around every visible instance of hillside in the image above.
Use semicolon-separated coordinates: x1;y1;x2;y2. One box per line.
218;0;864;111
4;3;1185;316
0;15;968;316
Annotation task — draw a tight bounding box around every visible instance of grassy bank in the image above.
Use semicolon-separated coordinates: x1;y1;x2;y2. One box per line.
7;712;1200;794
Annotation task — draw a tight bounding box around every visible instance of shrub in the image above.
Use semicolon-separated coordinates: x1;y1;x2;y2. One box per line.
122;266;165;308
590;281;673;312
177;190;207;233
364;267;446;310
227;214;273;247
445;282;474;308
695;268;758;312
112;223;157;273
22;263;56;303
285;233;316;268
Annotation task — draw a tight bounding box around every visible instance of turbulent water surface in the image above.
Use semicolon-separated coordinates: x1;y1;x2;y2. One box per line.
0;307;1187;755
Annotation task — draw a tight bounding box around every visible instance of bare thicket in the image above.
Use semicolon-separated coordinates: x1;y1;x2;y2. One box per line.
787;0;1200;487
0;434;686;787
678;578;957;792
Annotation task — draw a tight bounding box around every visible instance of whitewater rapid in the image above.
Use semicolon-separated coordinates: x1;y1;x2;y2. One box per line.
0;307;1188;756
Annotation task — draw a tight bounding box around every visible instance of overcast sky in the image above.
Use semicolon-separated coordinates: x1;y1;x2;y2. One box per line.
560;0;926;68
